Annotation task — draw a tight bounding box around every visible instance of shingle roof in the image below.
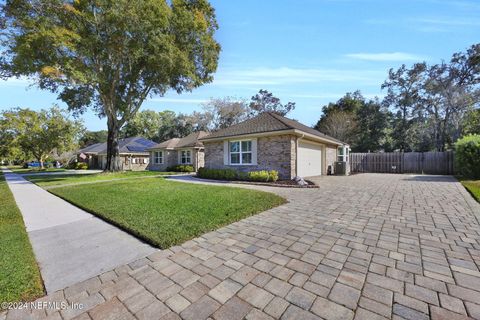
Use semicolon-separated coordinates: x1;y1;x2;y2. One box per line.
148;131;209;150
79;136;156;155
200;112;346;145
79;142;105;154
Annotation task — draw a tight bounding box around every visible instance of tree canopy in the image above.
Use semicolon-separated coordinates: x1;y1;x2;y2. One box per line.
0;0;221;171
315;43;479;152
249;89;296;117
79;130;108;148
0;106;84;166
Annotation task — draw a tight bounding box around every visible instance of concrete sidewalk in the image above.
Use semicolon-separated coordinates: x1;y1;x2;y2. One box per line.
2;169;156;293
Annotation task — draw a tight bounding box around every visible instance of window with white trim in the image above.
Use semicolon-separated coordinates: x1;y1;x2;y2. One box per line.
337;146;349;162
154;151;163;164
180;150;191;164
230;140;252;164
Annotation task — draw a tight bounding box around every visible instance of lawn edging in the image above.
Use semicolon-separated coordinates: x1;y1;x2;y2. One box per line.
189;176;319;188
0;173;45;307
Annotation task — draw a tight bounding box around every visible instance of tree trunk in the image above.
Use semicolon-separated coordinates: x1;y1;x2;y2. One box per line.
38;158;44;169
105;117;122;172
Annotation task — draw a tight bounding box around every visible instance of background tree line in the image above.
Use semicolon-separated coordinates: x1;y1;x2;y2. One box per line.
316;43;480;152
81;89;296;146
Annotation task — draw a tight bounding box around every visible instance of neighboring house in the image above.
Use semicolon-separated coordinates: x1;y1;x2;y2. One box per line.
199;112;350;179
78;136;156;170
147;131;209;171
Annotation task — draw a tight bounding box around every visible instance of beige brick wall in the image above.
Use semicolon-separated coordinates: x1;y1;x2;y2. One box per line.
148;148;204;171
203;135;296;179
196;149;205;170
325;145;337;174
148;150;178;171
123;155;149;171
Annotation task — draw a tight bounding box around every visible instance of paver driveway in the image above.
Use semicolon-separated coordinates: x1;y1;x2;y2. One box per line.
3;174;480;320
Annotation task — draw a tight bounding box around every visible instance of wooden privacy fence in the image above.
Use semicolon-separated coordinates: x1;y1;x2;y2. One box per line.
349;152;455;175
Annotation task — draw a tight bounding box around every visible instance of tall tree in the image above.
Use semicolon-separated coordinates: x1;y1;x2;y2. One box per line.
202;97;249;130
420;44;480;150
355;99;391;152
315;91;390;151
0;107;83;168
382;63;426;151
0;0;221;171
249;90;295;116
315;110;358;145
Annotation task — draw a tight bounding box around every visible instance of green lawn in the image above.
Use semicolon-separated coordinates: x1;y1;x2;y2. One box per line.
460;179;480;203
49;178;286;248
10;167;67;174
26;171;175;187
0;173;44;305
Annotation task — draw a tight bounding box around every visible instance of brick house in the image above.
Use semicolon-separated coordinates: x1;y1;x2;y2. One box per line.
199;112;349;179
147;131;209;172
77;136;156;170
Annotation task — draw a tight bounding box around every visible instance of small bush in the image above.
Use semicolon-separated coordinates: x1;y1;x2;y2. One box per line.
75;162;88;170
268;170;279;182
197;167;237;180
166;165;195;172
455;134;480;179
197;168;279;182
248;170;269;182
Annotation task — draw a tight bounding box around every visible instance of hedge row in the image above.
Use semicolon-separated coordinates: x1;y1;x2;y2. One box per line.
166;165;195;172
67;162;88;170
455;134;480;179
197;167;279;182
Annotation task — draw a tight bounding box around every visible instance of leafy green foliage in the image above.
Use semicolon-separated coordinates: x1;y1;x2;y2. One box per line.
315;91;391;152
0;107;84;167
74;162;88;170
462;109;480;136
79;131;108;148
1;0;220;171
382;44;480;151
197;168;279;182
315;44;479;152
197;167;238;180
201;97;249;130
249;89;295;117
48;178;285;248
166;165;194;172
455;134;480;179
247;170;279;182
0;174;44;305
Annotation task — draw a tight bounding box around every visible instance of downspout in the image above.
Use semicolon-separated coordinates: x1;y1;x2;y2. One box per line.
295;133;304;178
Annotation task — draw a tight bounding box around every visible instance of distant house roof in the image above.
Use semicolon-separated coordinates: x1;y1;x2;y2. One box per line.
200;112;346;145
79;136;157;155
148;131;209;150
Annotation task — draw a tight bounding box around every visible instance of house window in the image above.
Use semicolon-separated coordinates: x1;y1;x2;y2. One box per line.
180;150;191;164
154;151;163;164
337;146;349;162
230;140;252;165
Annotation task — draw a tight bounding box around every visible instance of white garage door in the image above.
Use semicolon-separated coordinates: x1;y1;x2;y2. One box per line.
298;141;323;177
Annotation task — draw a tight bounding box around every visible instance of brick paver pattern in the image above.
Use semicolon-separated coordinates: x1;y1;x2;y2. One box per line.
3;174;480;320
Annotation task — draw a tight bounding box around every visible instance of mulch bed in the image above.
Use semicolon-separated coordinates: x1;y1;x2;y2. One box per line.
231;179;319;188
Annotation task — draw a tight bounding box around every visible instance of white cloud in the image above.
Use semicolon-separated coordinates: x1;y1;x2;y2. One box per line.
345;52;427;62
148;98;208;104
290;92;385;100
212;67;384;87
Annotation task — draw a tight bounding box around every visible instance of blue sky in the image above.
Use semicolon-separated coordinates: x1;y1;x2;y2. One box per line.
1;0;479;130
